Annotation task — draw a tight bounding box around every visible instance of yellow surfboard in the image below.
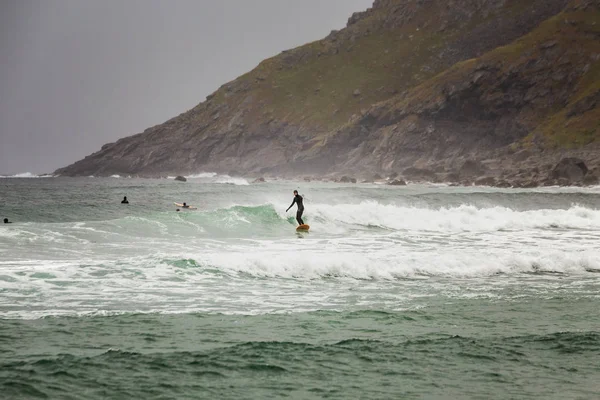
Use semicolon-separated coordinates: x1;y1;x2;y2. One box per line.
296;224;310;232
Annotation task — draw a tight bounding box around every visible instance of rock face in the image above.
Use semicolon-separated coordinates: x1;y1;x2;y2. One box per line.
402;167;436;182
339;176;357;183
54;0;599;180
459;160;486;180
583;174;599;185
551;158;588;182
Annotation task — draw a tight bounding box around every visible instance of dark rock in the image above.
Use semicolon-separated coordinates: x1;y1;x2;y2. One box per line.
582;174;599;186
372;173;383;180
402;167;436;181
339;176;356;183
174;175;187;182
388;179;407;186
253;177;266;183
550;157;588;182
459;160;487;179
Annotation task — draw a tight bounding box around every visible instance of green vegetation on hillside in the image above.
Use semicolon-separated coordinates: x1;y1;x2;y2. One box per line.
362;2;600;150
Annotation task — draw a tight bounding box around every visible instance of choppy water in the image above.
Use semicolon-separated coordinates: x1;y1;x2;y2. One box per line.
1;176;599;399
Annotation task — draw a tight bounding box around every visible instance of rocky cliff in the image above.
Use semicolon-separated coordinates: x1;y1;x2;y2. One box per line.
56;0;600;185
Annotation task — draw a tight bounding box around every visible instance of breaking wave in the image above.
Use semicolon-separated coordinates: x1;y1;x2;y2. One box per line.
132;202;600;234
185;172;217;179
166;172;249;185
0;172;50;178
308;201;600;232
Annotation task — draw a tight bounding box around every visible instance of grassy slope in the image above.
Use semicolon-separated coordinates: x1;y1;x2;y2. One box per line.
362;1;600;150
514;4;600;148
202;0;544;132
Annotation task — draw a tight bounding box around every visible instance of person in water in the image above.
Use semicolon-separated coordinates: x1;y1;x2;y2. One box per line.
182;202;189;208
121;196;129;204
286;190;304;225
3;218;12;224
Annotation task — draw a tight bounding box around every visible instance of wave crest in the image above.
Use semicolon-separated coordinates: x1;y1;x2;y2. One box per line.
0;172;50;178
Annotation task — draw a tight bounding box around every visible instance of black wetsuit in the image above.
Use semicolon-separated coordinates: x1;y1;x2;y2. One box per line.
287;194;304;225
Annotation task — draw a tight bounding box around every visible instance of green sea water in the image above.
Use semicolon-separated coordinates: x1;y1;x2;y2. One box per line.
1;175;599;399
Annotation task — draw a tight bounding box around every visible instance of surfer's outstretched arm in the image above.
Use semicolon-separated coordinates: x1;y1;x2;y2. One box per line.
286;198;296;212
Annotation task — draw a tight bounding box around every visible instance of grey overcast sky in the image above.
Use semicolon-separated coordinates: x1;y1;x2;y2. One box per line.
0;0;372;174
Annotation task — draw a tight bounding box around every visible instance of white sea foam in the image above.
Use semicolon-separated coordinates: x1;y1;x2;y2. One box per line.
0;172;49;178
215;175;249;185
110;174;121;178
176;172;249;185
2;183;600;320
186;172;218;179
2;247;599;319
304;202;600;233
186;245;600;280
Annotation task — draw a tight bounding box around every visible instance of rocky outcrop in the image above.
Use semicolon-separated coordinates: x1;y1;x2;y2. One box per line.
174;175;187;182
54;0;598;182
550;158;588;182
583;174;599;185
339;176;357;183
459;160;486;180
402;167;436;182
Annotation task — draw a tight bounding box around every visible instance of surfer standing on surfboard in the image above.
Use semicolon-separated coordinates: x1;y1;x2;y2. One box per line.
286;190;304;225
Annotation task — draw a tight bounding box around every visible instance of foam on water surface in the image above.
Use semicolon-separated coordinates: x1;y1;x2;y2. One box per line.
1;179;600;319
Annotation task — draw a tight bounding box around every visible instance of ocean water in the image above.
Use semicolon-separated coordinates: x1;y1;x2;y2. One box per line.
1;176;599;399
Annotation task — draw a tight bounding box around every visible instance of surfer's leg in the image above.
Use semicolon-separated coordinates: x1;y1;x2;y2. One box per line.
296;210;304;225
